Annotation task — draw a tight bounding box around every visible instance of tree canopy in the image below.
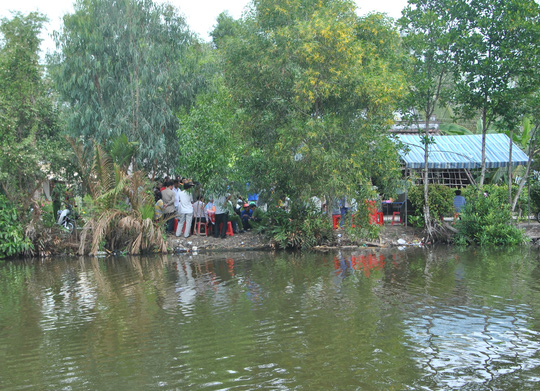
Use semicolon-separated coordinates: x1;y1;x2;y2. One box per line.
0;12;64;210
215;0;407;201
450;0;540;184
50;0;199;174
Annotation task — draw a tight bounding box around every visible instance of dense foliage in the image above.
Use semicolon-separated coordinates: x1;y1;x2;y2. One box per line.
176;76;247;194
0;12;66;213
407;184;454;227
259;202;334;250
0;195;32;258
50;0;202;174
528;179;540;215
454;188;526;246
461;184;528;217
216;0;406;205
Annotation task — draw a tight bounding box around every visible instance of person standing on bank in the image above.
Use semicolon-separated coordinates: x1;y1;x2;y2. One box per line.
161;181;176;233
214;192;231;239
176;182;194;238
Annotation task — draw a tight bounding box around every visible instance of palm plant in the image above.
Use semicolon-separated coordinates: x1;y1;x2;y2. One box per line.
76;138;167;255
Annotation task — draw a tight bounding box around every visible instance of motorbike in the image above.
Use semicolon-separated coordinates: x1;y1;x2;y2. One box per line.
57;207;75;233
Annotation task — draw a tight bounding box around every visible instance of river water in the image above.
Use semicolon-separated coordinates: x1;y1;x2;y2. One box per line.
0;247;539;390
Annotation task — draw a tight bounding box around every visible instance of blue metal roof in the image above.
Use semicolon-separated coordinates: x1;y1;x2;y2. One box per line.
396;134;529;169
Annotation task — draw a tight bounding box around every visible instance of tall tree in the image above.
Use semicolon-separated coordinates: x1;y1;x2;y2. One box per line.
176;75;248;194
399;0;457;238
50;0;198;175
218;0;407;205
450;0;540;186
0;12;64;212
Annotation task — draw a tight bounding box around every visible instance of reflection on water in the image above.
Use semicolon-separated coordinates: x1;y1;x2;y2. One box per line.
0;248;539;390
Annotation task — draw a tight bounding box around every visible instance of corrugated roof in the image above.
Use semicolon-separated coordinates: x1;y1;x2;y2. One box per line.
396;134;529;169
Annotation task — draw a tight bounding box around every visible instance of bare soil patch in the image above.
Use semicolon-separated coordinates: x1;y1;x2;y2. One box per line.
167;223;426;254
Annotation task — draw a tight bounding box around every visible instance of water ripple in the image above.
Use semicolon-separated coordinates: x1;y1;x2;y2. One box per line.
404;302;540;389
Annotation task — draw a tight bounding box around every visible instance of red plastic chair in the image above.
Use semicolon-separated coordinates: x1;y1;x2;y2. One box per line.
332;214;341;229
377;211;384;225
218;221;234;236
195;220;207;236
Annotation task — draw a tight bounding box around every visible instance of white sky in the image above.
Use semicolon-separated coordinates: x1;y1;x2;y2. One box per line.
0;0;408;55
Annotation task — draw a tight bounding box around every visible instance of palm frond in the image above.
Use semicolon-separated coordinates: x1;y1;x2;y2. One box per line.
90;144;115;199
109;134;139;173
90;209;126;255
77;139;167;255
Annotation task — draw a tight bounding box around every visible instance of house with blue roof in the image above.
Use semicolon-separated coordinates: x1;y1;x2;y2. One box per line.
395;134;529;187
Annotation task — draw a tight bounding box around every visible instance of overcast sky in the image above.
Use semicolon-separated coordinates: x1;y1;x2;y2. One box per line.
0;0;408;54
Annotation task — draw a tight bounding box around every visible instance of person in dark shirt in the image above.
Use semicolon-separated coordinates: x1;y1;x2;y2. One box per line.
453;189;466;220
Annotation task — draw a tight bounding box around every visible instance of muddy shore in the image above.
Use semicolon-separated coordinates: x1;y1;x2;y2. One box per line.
168;224;426;254
167;220;540;254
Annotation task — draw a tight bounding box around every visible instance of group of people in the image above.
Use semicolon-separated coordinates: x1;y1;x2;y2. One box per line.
153;177;260;239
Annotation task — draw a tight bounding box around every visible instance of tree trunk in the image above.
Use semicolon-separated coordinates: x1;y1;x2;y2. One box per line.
423;118;434;240
479;109;488;186
512;125;538;212
508;129;513;205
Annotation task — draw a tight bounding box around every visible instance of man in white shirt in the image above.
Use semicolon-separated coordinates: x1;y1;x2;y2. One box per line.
161;181;176;233
175;182;194;238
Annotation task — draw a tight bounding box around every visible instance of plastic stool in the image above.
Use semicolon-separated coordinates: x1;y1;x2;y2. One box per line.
218;221;234;237
195;221;207;236
332;215;341;229
392;212;401;225
377;212;384;226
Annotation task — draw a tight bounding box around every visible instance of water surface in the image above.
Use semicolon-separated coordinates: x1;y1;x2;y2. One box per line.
0;247;539;390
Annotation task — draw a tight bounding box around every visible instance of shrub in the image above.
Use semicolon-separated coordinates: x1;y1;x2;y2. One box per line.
462;184;528;215
0;195;32;258
345;200;382;241
529;179;540;214
454;188;525;246
407;184;454;227
260;201;334;250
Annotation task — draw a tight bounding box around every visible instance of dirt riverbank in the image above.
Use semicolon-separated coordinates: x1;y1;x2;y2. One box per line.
167;220;540;254
167;224;425;254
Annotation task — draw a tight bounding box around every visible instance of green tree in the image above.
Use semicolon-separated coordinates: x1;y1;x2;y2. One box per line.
0;12;64;213
218;0;407;208
50;0;200;174
210;12;242;50
450;0;540;186
399;0;457;239
176;76;248;194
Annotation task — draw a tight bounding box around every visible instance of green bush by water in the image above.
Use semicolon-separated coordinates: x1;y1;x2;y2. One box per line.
454;188;525;246
0;195;32;258
461;184;528;216
407;184;455;227
258;202;334;250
